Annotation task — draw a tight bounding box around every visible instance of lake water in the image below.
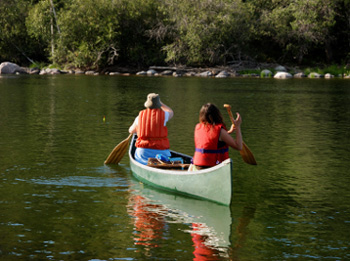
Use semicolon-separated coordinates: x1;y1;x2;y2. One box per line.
0;74;349;260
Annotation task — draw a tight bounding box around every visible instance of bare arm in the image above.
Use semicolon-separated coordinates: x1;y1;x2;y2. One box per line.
161;102;174;119
129;117;138;134
219;112;243;151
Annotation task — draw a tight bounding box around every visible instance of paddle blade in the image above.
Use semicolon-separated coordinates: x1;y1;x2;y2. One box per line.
104;134;132;164
240;142;257;165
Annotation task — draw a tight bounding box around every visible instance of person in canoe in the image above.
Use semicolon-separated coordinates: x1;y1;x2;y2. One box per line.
191;103;243;170
129;93;174;165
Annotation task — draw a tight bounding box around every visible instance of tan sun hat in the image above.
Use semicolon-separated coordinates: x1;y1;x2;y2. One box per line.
144;93;161;109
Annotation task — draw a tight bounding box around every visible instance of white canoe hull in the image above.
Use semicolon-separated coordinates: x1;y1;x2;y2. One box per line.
129;135;233;205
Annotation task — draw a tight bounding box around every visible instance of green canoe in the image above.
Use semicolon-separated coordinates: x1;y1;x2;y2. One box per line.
129;134;233;205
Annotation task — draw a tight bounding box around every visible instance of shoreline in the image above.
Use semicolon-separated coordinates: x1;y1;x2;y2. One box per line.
1;61;350;79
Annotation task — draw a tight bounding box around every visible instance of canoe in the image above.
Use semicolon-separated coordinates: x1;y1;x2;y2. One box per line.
128;134;233;205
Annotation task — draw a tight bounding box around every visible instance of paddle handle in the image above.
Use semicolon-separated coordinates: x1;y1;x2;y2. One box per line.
223;104;235;126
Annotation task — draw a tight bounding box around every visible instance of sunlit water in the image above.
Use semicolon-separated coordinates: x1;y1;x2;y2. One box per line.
0;74;349;260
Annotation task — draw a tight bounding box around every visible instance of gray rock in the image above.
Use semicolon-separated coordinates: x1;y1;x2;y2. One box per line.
85;71;98;75
261;69;273;78
136;71;147;76
184;72;196;77
324;73;334;78
173;71;182;77
308;72;323;78
293;72;306;78
147;69;157;76
274;72;292;79
29;68;40;75
199;71;213;77
160;70;173;76
0;62;27;74
47;68;61;75
215;71;230;78
274;65;287;72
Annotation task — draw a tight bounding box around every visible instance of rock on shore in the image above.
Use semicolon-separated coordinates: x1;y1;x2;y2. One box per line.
0;62;27;74
1;61;349;79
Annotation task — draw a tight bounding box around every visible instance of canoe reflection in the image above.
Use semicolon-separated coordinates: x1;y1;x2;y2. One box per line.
127;178;232;259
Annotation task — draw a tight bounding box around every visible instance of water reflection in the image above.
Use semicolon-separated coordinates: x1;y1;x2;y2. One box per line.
127;178;232;260
128;194;166;249
230;206;256;261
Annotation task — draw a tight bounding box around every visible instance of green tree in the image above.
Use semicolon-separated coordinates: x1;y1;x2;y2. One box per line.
55;0;120;69
156;0;249;66
246;0;336;64
331;0;350;63
26;0;54;62
0;0;37;64
289;0;336;63
116;0;166;67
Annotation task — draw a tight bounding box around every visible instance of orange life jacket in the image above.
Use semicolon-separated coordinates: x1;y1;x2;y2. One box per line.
193;123;229;166
136;108;170;150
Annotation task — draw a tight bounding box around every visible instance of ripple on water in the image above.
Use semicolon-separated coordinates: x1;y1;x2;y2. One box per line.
16;165;132;190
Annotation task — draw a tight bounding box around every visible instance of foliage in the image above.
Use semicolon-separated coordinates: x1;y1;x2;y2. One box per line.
54;0;121;69
303;64;346;76
29;61;47;69
246;0;337;64
0;0;36;64
116;0;167;67
1;0;350;69
157;0;250;66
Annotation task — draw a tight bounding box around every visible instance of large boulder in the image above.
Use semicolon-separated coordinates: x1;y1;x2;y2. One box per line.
147;69;157;76
136;71;147;76
0;62;27;74
293;72;306;78
274;72;293;79
215;71;230;78
308;72;323;78
261;69;273;78
39;68;62;75
274;65;287;72
198;71;213;77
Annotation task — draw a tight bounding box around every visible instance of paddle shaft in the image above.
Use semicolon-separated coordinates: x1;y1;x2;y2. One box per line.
224;104;257;165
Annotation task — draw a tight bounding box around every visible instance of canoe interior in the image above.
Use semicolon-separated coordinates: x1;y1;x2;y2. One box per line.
130;134;193;166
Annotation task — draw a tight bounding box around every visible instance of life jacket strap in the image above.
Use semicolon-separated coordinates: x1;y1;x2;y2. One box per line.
195;147;229;154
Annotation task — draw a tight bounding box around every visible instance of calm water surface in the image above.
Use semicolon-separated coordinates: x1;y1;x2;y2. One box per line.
0;74;349;260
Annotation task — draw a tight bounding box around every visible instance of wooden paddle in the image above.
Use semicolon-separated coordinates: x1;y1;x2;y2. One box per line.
223;104;257;165
104;133;132;164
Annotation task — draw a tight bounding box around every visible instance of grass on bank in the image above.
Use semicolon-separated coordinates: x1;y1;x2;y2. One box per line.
303;64;349;76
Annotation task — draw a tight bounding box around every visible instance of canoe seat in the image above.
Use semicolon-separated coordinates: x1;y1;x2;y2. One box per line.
147;158;190;170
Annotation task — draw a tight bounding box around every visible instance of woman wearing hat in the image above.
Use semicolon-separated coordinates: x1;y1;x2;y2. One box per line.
129;93;174;165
